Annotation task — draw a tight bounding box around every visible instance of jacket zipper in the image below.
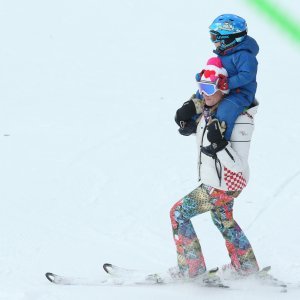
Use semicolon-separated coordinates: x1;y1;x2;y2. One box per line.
198;124;207;182
198;123;223;187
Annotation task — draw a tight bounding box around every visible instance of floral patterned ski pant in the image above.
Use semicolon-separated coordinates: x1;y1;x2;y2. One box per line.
170;184;259;277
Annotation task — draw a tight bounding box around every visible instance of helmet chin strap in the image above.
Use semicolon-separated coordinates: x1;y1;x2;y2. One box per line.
213;46;226;55
214;37;243;54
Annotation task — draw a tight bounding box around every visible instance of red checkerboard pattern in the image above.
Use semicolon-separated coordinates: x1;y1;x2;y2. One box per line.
224;167;247;191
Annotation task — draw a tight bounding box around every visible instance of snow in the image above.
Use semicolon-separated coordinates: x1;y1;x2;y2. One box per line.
0;0;300;299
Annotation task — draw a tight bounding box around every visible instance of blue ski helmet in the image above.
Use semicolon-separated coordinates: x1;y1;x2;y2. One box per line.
209;14;248;51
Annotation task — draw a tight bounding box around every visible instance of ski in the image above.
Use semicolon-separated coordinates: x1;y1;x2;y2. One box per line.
45;263;290;291
220;265;288;293
255;266;288;293
45;264;229;288
45;272;111;286
103;263;165;284
102;263;230;288
45;265;167;286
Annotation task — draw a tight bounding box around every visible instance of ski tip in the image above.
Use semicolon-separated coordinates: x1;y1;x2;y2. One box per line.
260;266;271;273
45;272;56;283
209;267;219;274
103;263;113;274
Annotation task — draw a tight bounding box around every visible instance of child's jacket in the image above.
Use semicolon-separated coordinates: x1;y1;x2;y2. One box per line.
217;35;259;104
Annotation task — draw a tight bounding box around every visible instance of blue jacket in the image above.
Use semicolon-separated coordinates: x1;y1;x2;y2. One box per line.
216;35;259;104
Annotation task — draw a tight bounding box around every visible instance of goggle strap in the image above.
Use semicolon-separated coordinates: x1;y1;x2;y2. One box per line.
231;30;247;39
211;30;247;41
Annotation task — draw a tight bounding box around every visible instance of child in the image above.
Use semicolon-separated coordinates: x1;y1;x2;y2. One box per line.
197;14;259;144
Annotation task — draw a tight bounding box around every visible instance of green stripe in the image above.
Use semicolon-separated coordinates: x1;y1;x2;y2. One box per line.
244;0;300;44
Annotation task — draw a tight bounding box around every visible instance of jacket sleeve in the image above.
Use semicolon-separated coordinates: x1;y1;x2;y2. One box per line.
228;52;258;90
216;115;254;173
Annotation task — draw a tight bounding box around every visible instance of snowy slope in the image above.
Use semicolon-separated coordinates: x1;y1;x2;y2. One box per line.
0;0;300;299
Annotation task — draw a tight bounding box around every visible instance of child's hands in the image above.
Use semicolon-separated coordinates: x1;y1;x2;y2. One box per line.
217;74;229;91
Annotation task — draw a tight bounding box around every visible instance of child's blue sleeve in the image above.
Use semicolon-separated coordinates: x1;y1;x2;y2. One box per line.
228;52;258;89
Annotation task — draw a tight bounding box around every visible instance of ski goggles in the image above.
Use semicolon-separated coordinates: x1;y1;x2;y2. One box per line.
198;81;218;96
210;31;223;43
210;30;248;43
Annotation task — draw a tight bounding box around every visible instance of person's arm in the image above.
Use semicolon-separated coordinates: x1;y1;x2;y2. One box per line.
175;95;203;136
228;52;258;89
175;95;196;127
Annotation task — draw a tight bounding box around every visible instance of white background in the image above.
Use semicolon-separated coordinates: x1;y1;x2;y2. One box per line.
0;0;300;299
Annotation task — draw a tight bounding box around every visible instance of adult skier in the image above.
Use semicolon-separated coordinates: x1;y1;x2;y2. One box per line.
171;56;259;280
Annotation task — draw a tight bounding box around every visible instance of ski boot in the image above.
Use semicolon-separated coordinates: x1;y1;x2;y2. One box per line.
200;267;229;288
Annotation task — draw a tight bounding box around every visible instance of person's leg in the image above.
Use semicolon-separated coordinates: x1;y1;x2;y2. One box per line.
210;194;259;274
215;95;250;140
170;185;213;277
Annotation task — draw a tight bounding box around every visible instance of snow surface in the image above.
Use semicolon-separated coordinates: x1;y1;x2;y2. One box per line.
0;0;300;299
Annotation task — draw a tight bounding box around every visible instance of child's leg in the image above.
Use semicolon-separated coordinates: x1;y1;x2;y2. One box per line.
210;200;259;274
170;185;214;277
215;95;250;140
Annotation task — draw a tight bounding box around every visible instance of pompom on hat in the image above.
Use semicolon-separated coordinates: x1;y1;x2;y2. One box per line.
196;57;229;94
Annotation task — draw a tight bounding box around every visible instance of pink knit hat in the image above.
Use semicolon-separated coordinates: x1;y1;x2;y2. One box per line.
200;57;229;94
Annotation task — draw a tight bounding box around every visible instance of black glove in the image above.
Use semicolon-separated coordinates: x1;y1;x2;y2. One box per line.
178;120;198;136
201;119;228;157
175;97;196;127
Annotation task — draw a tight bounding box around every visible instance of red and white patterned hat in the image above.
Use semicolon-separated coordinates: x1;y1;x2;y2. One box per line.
201;57;229;94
